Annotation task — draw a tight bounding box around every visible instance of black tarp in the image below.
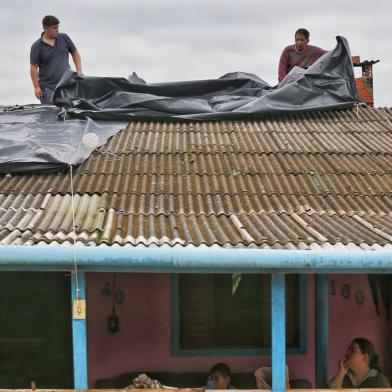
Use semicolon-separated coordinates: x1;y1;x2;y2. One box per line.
53;36;356;121
0;36;356;174
0;107;126;173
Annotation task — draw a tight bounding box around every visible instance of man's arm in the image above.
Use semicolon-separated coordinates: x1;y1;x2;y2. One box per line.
278;48;288;82
316;47;328;56
30;64;42;100
71;49;83;74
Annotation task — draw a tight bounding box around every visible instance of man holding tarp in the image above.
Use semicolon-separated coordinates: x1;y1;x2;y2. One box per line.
30;15;83;104
278;28;326;82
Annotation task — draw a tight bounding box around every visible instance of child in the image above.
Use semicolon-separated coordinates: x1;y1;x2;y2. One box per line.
207;363;234;389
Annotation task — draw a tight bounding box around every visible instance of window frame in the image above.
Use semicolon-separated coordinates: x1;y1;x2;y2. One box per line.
171;273;307;356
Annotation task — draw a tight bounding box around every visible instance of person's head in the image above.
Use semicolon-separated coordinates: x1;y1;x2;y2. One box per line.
42;15;60;38
294;28;310;52
345;337;379;370
210;363;231;389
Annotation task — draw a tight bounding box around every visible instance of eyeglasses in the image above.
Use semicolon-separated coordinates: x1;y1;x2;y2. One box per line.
346;346;363;355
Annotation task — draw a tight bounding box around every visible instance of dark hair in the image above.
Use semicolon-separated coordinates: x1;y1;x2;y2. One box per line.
352;337;379;370
42;15;60;28
210;363;231;379
295;28;310;41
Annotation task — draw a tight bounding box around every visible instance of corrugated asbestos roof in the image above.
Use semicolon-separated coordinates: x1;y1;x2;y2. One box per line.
1;107;392;249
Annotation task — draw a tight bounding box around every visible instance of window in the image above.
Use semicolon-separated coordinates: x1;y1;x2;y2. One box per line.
172;274;306;355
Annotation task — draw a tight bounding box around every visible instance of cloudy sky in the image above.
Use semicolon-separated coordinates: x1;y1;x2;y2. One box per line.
0;0;391;106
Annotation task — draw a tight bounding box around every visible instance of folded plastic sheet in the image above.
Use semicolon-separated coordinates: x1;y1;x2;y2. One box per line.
0;36;355;174
53;36;356;121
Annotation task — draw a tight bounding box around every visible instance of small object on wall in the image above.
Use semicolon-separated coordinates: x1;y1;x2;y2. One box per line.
73;299;86;319
330;280;337;295
106;273;123;333
341;283;350;298
101;281;112;296
115;289;125;304
355;290;365;305
107;307;119;334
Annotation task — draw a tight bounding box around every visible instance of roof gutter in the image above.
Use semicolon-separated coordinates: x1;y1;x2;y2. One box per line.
0;245;392;273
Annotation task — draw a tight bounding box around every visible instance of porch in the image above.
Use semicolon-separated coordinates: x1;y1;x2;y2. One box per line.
1;246;392;391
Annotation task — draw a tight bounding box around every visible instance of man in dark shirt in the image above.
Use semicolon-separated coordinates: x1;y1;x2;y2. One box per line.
278;28;326;82
30;15;83;104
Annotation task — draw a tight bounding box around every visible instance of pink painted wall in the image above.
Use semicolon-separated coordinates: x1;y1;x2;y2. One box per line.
328;274;389;380
87;273;388;388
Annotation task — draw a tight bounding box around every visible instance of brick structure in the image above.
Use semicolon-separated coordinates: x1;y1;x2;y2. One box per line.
352;55;379;106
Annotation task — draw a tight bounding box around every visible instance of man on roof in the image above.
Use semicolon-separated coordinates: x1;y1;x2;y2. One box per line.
30;15;83;104
278;28;326;82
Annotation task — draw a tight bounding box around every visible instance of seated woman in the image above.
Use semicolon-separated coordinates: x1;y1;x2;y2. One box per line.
254;365;290;389
330;337;390;388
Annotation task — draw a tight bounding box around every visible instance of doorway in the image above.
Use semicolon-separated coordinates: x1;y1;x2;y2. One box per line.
0;272;73;388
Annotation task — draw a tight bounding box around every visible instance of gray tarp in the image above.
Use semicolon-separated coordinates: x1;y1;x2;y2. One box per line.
0;106;126;173
0;36;356;174
53;36;356;121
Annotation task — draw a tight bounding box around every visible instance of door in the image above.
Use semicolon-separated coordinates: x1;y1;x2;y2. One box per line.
0;272;73;388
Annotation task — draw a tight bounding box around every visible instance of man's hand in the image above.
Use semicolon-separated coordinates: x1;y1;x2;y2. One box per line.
34;86;42;100
30;64;42;101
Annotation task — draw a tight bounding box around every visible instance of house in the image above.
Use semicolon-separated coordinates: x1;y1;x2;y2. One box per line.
1;105;392;390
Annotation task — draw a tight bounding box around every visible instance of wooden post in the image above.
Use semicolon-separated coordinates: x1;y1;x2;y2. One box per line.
272;273;286;391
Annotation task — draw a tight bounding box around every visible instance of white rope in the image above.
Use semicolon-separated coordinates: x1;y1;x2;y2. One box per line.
355;102;368;119
63;107;81;303
59;107;67;121
69;163;80;302
355;102;392;127
64;103;81;303
374;107;392;126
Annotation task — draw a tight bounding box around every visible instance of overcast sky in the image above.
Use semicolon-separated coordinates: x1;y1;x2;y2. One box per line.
0;0;391;106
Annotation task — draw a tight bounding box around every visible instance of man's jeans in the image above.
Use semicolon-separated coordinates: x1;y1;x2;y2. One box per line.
40;86;54;104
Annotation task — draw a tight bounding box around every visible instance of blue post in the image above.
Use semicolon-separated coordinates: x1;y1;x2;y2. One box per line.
71;271;88;389
272;273;286;392
315;275;329;387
